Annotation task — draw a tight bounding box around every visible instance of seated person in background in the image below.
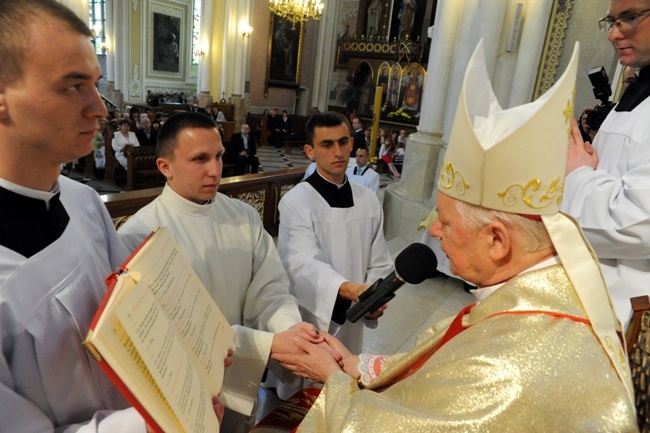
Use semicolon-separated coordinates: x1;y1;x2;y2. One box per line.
135;117;158;147
280;110;292;137
216;108;227;122
225;123;260;175
346;146;380;194
270;42;636;433
118;112;329;433
397;128;408;144
112;119;139;170
378;138;401;178
188;97;207;115
393;141;405;173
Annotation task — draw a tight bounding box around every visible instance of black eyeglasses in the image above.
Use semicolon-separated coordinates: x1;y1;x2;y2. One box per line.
598;7;650;32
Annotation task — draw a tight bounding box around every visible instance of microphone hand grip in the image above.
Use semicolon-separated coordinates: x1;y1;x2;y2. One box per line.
347;278;392;323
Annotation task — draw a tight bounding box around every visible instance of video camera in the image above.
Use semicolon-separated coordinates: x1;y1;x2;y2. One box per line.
579;66;615;142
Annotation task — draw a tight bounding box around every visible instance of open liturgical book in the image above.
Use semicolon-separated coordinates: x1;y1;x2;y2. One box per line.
84;226;234;433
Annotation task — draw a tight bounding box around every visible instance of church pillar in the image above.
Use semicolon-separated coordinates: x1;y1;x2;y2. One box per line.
110;0;127;108
198;0;214;96
507;0;554;107
310;1;341;112
221;0;251;100
382;0;465;242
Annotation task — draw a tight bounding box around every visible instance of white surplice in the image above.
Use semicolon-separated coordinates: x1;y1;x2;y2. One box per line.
0;176;146;433
346;165;380;194
563;96;650;325
118;185;302;426
277;180;393;353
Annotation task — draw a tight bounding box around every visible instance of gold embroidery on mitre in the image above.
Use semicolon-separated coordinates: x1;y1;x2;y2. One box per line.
563;87;576;134
497;177;564;209
439;161;469;195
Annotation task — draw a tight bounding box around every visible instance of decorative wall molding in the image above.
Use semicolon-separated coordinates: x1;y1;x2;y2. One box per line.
534;0;573;99
132;0;139;13
129;64;143;99
340;1;359;35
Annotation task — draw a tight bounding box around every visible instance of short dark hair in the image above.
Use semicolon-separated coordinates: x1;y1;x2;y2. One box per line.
156;112;217;158
118;119;131;127
0;0;92;85
305;112;351;146
355;147;369;156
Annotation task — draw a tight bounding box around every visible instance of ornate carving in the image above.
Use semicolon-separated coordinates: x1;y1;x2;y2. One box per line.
340;1;358;35
129;64;142;99
439;161;469;195
131;0;139;13
498;178;564;209
534;0;574;99
227;191;265;220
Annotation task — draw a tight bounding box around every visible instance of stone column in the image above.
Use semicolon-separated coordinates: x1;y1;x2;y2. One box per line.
507;0;554;107
310;1;341;111
198;0;214;95
383;0;465;242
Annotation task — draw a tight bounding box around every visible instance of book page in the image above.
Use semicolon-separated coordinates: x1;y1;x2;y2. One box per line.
116;281;219;433
125;227;234;394
89;294;183;433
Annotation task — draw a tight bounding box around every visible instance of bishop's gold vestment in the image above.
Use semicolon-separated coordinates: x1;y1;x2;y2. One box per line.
298;265;638;432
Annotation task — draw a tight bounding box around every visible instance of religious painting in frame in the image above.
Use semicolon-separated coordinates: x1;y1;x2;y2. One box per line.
149;2;185;79
398;63;426;117
376;62;392;106
266;14;304;89
385;64;402;109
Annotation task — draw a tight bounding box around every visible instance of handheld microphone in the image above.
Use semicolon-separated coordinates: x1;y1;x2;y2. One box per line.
346;243;439;323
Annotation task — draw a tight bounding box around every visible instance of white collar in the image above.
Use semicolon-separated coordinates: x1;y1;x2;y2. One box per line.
0;177;59;206
315;168;347;189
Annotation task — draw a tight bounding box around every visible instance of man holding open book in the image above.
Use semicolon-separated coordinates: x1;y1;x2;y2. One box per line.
118;112;330;433
0;1;226;432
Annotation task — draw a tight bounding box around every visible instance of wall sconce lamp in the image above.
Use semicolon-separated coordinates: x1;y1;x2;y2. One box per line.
100;42;109;53
241;25;253;39
199;50;206;59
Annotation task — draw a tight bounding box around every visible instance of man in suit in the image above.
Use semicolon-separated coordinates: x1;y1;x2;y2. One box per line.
188;97;208;115
226;124;259;175
280;110;292;137
135;117;158;147
269;108;282;148
350;117;367;157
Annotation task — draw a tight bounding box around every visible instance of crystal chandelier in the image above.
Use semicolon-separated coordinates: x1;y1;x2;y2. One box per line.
269;0;325;28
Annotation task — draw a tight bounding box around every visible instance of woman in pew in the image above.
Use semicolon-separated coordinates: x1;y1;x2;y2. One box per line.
112;119;139;170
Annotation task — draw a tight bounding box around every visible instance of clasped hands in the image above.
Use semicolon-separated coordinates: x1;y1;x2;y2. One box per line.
272;326;360;385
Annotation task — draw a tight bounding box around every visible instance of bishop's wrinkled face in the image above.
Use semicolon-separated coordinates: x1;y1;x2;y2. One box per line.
429;191;490;285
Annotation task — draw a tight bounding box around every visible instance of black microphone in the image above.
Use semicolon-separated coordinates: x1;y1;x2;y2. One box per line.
346;243;440;323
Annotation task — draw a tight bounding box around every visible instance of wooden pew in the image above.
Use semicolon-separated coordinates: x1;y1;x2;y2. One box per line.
281;115;310;155
124;145;166;191
102;166;307;236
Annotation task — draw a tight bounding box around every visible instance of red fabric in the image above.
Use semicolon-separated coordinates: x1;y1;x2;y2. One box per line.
381;154;393;163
